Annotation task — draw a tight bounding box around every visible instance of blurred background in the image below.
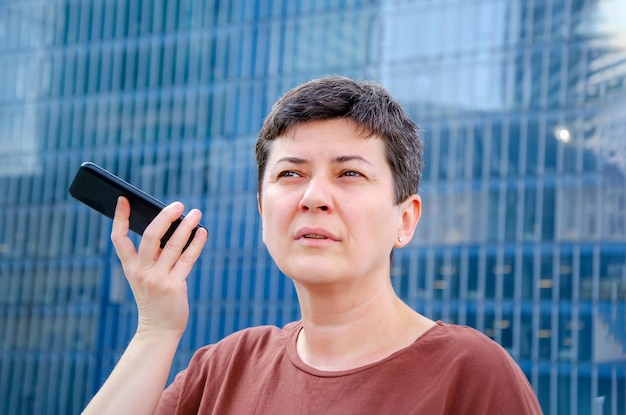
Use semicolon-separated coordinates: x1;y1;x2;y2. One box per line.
1;0;625;414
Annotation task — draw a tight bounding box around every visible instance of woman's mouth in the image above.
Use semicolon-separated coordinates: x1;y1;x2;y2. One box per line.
303;234;328;239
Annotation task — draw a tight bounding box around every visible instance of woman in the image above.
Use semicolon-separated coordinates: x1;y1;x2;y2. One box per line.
83;76;542;414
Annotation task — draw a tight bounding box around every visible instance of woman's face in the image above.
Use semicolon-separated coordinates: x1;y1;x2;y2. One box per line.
258;118;420;289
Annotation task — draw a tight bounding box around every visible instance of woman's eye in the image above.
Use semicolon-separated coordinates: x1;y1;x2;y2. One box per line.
340;170;363;178
278;170;300;178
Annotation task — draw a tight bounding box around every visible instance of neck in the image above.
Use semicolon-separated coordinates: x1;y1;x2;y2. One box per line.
294;280;434;371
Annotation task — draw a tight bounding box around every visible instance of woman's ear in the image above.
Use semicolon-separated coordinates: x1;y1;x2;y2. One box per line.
395;194;421;248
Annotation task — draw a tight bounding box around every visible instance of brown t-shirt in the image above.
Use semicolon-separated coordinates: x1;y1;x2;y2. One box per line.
156;321;542;414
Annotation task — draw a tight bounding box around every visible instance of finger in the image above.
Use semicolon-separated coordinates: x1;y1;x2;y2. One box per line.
111;197;137;264
137;201;185;265
158;208;204;264
171;225;208;281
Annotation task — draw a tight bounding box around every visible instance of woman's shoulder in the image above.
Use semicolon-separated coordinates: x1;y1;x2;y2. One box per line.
415;321;518;371
421;321;505;349
408;322;541;413
190;321;300;365
414;321;512;367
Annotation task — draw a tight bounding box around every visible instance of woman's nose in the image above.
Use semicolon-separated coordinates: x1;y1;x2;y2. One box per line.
299;177;332;212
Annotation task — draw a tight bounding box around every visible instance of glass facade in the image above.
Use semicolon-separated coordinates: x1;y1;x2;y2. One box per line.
0;0;624;413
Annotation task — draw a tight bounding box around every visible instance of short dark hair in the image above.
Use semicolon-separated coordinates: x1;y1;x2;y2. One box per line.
256;75;423;204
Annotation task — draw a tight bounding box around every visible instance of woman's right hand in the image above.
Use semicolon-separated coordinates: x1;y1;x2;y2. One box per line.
82;198;207;414
110;196;208;339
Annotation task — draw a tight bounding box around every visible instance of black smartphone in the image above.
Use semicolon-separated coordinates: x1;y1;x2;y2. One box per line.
69;161;204;250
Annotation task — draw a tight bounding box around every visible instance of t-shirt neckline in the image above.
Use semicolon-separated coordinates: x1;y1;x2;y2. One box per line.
285;320;444;378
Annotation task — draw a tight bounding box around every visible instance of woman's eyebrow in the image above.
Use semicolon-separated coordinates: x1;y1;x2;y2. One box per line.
333;155;373;166
274;156;307;165
273;155;372;165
